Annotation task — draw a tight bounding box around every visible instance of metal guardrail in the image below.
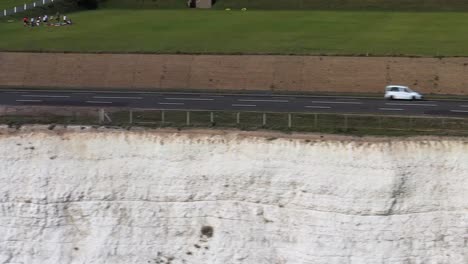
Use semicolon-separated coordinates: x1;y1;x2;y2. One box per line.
1;0;56;17
1;106;467;135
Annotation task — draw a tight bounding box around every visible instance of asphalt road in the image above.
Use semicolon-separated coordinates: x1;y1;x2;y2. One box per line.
1;89;468;117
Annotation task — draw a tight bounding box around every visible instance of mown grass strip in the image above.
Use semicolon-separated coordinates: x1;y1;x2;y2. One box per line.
2;10;468;56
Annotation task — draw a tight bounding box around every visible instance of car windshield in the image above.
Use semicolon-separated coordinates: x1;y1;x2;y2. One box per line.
405;88;414;93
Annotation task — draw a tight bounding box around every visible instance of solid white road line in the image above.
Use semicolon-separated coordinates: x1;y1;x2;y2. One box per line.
238;99;289;103
72;92;95;95
86;101;113;104
304;106;332;109
386;103;437;107
158;102;185;105
311;101;362;105
232;104;256;107
379;108;404;111
165;97;214;101
22;95;70;98
93;96;143;100
16;99;42;102
450;110;468;113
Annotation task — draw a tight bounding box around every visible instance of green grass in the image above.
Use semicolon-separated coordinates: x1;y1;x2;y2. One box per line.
0;1;26;10
213;0;468;11
3;109;468;137
99;0;468;11
2;9;468;56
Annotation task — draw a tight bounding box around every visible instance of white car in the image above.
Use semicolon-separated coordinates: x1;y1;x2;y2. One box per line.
384;85;423;100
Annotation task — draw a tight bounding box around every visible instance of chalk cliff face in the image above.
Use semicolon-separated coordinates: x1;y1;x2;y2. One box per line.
0;127;467;264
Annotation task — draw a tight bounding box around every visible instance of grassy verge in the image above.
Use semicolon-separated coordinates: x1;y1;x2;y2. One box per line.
213;0;468;11
98;0;468;11
2;9;468;56
3;108;467;137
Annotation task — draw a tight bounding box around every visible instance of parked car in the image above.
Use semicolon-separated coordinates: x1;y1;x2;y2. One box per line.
384;85;423;100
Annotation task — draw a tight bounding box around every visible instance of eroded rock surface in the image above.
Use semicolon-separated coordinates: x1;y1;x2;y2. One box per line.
0;128;467;264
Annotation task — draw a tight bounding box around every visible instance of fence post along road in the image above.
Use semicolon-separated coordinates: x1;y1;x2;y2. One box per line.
1;106;468;136
1;0;55;17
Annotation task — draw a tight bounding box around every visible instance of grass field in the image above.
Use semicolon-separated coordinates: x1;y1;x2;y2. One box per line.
100;0;468;11
213;0;468;11
0;0;27;10
1;9;468;56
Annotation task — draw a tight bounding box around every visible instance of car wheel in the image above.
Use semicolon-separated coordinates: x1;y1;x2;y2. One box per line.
412;96;416;100
389;96;394;100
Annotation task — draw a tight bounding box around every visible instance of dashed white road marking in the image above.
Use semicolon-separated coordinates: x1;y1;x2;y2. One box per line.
86;101;113;104
22;95;70;98
93;96;143;100
311;101;362;105
72;92;95;95
450;110;468;113
232;104;256;107
165;97;214;101
304;106;332;109
238;99;289;103
459;105;468;108
158;102;185;105
16;99;42;102
386;103;437;107
379;108;404;111
5;91;28;94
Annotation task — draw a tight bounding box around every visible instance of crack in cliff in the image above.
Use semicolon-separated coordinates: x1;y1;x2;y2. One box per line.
0;198;463;217
384;170;409;216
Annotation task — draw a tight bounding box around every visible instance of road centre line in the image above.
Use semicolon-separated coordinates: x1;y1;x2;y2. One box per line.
165;97;214;101
232;104;256;107
304;106;332;109
460;105;468;108
93;96;143;100
386;103;437;107
450;110;468;113
238;99;289;103
158;102;185;105
379;108;404;111
22;95;70;98
86;101;113;104
311;101;362;105
16;99;42;102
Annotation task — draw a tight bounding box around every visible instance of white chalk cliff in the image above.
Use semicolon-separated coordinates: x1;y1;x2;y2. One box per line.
0;127;467;264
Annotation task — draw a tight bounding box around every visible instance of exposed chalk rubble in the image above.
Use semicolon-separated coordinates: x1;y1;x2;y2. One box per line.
0;127;467;264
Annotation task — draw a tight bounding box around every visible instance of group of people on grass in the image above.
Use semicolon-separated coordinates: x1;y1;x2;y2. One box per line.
23;13;72;27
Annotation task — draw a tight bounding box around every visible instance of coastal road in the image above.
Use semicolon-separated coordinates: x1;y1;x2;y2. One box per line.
1;89;468;117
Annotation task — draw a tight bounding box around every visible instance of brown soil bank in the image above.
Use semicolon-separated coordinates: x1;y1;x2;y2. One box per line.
1;52;467;95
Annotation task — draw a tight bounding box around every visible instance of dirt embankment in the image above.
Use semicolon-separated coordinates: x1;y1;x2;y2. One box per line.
1;52;467;95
